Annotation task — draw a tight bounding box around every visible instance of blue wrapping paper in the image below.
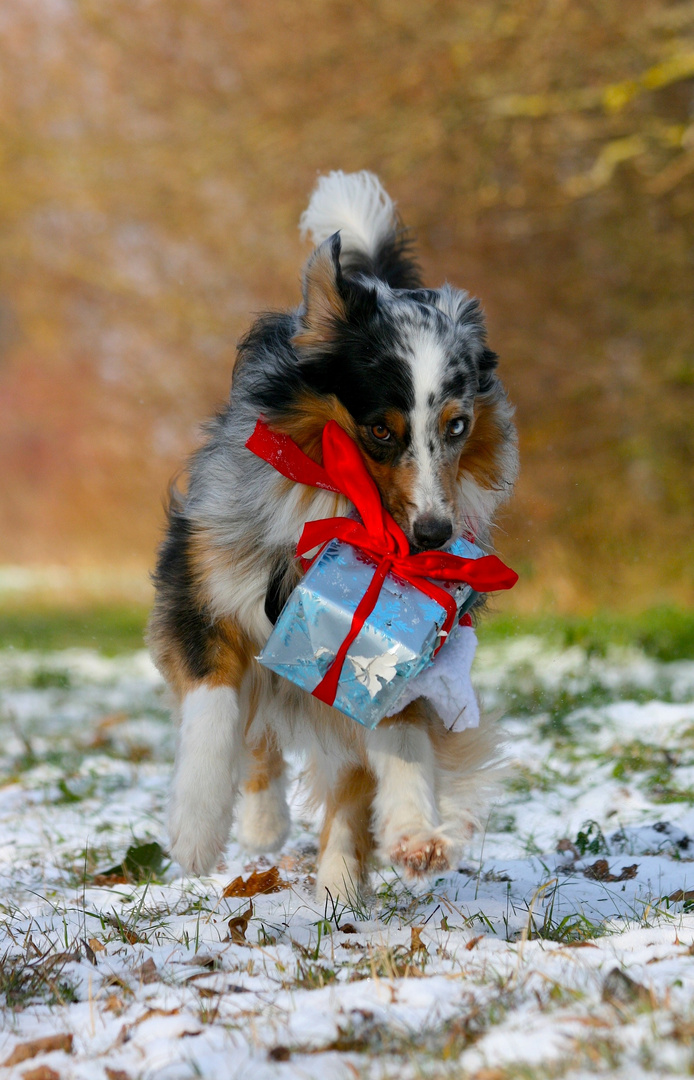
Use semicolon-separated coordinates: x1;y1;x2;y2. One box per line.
258;536;484;728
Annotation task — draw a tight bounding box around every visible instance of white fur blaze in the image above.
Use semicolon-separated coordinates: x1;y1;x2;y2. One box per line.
407;326;450;521
169;685;240;875
300;170;397;258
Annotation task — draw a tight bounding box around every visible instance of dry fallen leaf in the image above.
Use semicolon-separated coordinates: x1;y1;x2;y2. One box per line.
3;1034;73;1067
133;958;159;984
268;1046;291;1062
228;902;253;943
602;967;651;1008
668;888;694;903
21;1066;61;1080
88;937;106;953
223;867;285;897
103;995;126;1015
105;1068;131;1080
91;874;130;887
410;926;427;953
465;934;484;951
583;860;638;882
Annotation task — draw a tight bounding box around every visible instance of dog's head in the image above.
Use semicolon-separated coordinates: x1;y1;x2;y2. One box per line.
289;233;517;550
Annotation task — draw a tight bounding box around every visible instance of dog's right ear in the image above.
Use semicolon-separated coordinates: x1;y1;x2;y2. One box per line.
292;232;377;357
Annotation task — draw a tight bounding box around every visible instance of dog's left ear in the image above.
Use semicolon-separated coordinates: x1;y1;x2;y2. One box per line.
292;232;377;356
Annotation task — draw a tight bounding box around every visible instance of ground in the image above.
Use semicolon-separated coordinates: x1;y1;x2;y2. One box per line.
1;632;694;1079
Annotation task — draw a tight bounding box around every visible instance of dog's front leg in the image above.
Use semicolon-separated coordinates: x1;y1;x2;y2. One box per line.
366;705;451;878
169;683;242;875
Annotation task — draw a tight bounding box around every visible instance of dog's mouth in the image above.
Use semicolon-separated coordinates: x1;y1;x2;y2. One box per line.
408;540;454;557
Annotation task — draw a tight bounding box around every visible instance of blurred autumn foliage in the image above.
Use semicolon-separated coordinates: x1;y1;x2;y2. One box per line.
0;0;693;610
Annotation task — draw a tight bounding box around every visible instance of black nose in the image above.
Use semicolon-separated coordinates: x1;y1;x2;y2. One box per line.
412;514;453;550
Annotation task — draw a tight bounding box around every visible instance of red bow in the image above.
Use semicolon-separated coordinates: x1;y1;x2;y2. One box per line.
246;418;518;707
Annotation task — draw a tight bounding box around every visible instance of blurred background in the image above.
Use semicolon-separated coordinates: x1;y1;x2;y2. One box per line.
1;0;693;632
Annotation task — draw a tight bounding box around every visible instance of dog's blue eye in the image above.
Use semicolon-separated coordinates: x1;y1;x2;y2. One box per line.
371;424;391;441
447;418;467;438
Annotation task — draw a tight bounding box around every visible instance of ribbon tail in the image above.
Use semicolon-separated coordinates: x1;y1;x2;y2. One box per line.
312;558;391;707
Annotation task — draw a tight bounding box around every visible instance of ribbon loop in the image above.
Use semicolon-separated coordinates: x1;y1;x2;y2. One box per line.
247;418;518;707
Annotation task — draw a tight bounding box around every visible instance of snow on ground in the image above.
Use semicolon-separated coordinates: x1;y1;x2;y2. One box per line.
1;638;694;1079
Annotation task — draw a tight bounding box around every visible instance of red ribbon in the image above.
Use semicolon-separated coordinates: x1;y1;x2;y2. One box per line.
246;418;518;707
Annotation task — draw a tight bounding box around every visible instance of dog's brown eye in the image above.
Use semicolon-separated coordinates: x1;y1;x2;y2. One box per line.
371;424;391;441
447;417;467;438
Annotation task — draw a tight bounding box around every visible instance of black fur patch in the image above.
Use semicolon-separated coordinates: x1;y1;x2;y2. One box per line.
478;347;499;392
299;304;416;421
339;228;422;290
264;551;293;625
151;510;213;681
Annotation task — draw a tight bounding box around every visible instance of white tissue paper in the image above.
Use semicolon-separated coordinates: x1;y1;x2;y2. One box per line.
384;621;480;732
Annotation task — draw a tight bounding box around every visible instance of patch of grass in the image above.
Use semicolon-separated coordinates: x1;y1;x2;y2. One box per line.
0;948;80;1009
0;605;149;654
524;878;609;943
574;820;608;857
485;607;694;663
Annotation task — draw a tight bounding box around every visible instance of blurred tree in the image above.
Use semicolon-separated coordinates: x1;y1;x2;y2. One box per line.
0;0;692;609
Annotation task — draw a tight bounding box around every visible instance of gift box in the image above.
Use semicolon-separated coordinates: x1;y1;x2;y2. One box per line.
258;535;484;728
247;416;517;729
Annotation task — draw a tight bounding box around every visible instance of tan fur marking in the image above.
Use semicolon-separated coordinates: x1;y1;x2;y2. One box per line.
360;455;417;536
458;396;508;490
146;617;197;700
274;390;358;462
245;737;285;795
382;408;408;442
440;400;466;432
272;391;359;513
204;617;255;689
320;766;376;879
377;699;433;730
292;244;346;353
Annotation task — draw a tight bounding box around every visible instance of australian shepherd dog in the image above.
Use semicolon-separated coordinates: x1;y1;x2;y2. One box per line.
148;171;518;901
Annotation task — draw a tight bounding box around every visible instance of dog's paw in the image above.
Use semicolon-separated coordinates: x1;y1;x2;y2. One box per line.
236;781;290;854
169;805;229;876
315;855;362;906
389;834;451;878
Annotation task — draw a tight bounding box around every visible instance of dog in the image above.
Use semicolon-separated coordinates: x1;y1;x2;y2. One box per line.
148;171;518;901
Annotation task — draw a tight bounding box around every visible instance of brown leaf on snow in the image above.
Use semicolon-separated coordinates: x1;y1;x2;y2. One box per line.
103;995;126;1015
668;888;694;903
91;874;130;886
465;935;484;951
556;838;581;859
228;902;253;944
602;967;651;1008
105;1069;132;1080
410;927;428;953
133;958;159;984
3;1034;73;1067
583;859;638;882
21;1067;61;1080
223;867;285;897
88;937;106;953
183;952;217;968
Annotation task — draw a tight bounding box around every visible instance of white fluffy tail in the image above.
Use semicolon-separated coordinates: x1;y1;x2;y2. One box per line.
300;170;397;260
